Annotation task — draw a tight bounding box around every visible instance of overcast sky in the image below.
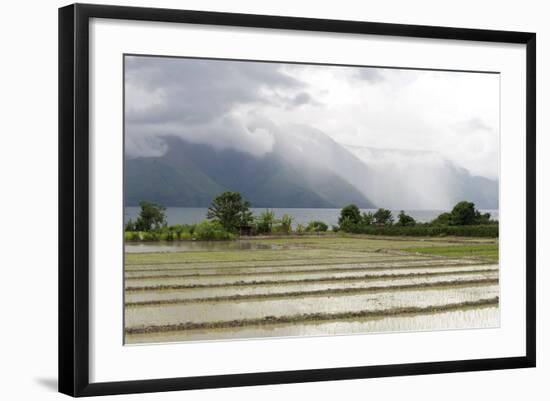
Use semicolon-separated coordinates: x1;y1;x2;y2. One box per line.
125;55;499;179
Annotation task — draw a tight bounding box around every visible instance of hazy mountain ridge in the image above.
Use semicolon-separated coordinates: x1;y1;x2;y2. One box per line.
125;127;498;210
125;136;376;208
345;145;498;209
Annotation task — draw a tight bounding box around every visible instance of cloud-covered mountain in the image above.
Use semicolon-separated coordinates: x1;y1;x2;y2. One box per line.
124;56;499;211
125;124;498;210
345;146;498;209
125;135;376;208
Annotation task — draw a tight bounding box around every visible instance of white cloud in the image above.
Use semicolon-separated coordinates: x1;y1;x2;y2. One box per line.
125;56;499;179
262;66;499;178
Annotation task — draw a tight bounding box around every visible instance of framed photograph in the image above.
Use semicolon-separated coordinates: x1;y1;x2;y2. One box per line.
58;3;536;397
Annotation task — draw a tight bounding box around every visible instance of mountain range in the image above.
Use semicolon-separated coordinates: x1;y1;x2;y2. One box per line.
346;146;499;210
125;126;498;210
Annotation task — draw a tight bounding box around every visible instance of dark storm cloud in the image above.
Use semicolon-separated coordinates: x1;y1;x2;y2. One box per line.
125;56;303;126
291;92;315;107
124;56;313;157
277;91;322;110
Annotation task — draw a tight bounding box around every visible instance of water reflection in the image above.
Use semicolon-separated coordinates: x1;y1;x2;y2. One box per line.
126;306;500;344
125;240;296;253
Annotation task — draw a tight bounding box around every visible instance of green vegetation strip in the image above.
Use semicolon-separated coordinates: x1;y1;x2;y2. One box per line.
125;278;498;306
344;225;499;238
125;261;493;280
125;254;396;267
125;257;435;272
125;297;499;334
405;244;499;261
125;268;498;290
248;236;496;247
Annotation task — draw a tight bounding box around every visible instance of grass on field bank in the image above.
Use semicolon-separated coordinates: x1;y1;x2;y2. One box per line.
125;262;493;282
125;268;498;287
125;278;499;304
405;244;499;262
125;235;499;265
125;249;374;265
244;234;496;247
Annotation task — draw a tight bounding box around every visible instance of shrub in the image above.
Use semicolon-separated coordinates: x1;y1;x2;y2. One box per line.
306;220;328;232
348;224;498;238
193;220;235;240
167;224;195;239
280;214;293;234
177;231;193;240
124;231;141;241
141;231;160;241
159;231;175;241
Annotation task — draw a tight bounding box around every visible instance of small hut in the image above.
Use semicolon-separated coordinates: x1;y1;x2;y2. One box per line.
238;225;253;236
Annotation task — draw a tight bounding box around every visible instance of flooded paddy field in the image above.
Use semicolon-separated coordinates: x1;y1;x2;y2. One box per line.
127;306;499;344
124;235;499;344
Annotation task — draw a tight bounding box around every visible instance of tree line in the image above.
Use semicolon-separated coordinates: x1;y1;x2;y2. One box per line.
337;202;496;228
335;202;497;237
125;192;498;241
125;192;329;241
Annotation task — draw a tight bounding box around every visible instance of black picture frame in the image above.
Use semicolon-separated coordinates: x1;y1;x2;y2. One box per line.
59;3;536;397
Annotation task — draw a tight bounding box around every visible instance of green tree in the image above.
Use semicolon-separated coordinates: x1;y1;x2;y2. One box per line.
256;210;276;234
396;210;416;227
432;201;495;226
476;212;494;225
373;208;394;226
134;201;167;231
431;212;452;226
125;218;136;231
339;204;362;225
449;201;478;225
207;192;251;232
239;209;254;226
361;212;374;226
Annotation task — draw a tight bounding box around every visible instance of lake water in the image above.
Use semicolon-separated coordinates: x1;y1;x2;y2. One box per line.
125;207;498;228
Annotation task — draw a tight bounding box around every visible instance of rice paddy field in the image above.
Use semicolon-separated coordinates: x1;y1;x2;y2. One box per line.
124;235;499;344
